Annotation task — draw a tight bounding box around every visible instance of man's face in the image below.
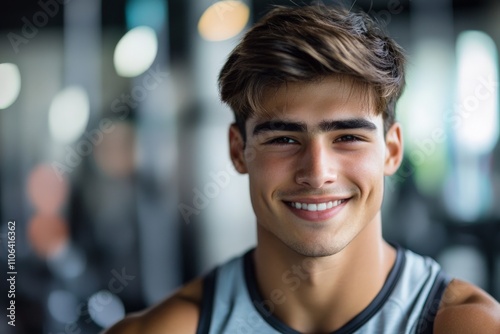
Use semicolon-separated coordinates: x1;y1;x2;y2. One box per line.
229;76;402;257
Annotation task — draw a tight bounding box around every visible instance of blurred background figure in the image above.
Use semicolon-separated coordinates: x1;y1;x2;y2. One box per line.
0;0;499;333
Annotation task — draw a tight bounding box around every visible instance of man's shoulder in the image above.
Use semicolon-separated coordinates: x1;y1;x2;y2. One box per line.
102;277;204;334
434;278;500;333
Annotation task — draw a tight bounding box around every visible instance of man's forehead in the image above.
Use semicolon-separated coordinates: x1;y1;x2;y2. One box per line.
249;106;378;122
256;77;378;118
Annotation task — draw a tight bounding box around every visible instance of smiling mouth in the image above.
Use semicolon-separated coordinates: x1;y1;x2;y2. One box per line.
285;199;349;212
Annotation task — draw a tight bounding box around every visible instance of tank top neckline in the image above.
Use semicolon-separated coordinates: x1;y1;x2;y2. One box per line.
242;244;406;334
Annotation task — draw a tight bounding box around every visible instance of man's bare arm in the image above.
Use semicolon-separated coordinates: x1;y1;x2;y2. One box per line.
102;277;203;334
435;279;500;333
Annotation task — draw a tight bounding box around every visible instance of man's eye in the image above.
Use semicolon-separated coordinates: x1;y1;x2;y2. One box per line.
267;137;297;145
335;135;360;143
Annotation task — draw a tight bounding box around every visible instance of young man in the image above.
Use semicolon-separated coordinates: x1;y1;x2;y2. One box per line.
105;4;500;334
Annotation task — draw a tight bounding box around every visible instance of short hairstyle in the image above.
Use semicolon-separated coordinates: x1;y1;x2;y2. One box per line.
218;4;406;140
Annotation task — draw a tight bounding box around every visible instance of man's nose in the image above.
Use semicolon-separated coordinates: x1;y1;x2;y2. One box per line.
294;140;337;188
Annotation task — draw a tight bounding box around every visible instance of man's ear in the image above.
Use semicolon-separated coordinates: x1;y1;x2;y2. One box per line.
384;122;404;176
229;123;248;174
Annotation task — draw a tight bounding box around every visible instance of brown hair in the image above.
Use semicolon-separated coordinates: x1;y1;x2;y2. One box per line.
218;4;406;140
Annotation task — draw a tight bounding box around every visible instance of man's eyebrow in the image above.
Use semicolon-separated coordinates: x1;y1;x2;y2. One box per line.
319;118;377;132
252;118;377;136
252;121;307;136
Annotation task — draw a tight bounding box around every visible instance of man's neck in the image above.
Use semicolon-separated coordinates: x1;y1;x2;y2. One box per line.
253;217;396;333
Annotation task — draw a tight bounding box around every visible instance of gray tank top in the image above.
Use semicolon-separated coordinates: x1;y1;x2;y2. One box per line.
196;245;450;334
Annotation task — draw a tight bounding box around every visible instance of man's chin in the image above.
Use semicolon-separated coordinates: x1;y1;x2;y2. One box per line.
285;239;349;258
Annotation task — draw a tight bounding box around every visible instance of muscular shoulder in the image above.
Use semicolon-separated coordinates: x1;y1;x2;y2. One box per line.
102;277;204;334
434;278;500;333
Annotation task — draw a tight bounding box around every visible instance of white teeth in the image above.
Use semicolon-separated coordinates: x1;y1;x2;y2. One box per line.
308;204;317;211
290;200;345;212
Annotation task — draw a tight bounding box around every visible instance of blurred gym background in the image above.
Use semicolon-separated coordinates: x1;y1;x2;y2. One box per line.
0;0;499;333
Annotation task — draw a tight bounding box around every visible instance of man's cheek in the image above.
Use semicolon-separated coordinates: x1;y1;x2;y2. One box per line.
343;159;380;190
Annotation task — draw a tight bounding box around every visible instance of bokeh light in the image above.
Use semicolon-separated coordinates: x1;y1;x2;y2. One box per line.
454;30;499;155
48;290;80;323
198;1;249;41
113;26;158;77
49;86;90;144
47;242;87;279
0;63;22;110
126;0;166;31
88;290;125;328
397;40;452;195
